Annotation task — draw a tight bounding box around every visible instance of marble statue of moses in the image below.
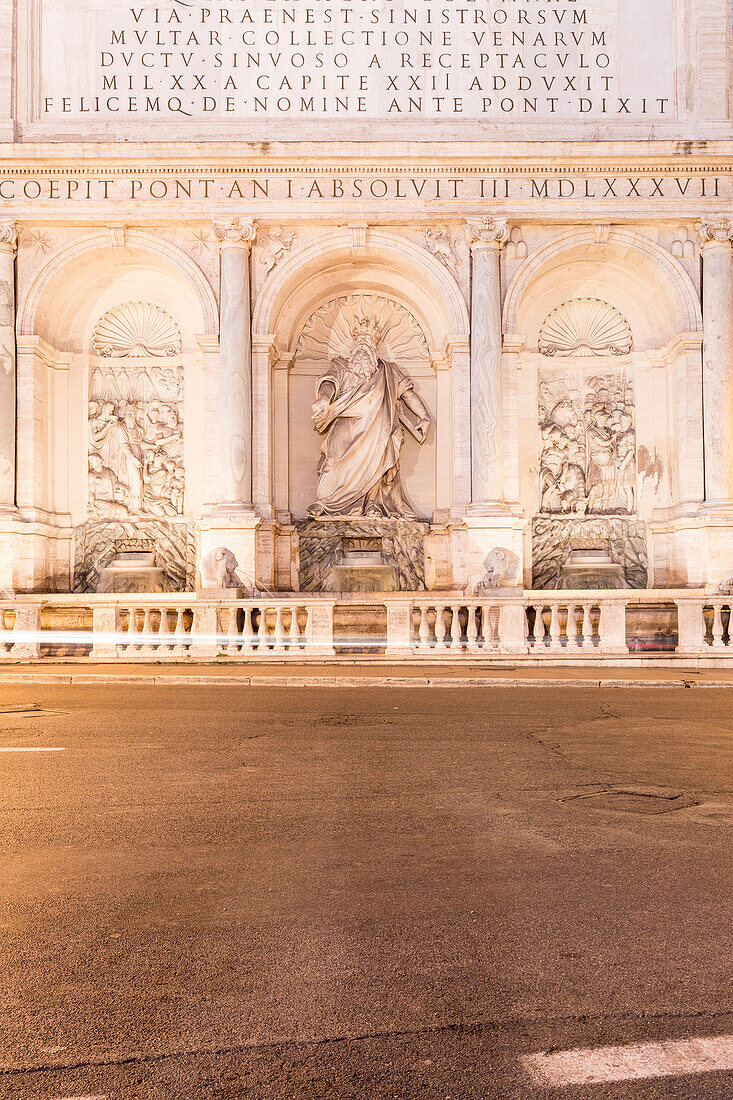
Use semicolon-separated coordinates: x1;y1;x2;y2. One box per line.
307;318;431;518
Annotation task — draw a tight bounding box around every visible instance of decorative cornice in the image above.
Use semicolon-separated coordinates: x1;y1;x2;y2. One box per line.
695;217;733;247
213;217;257;251
466;217;509;252
0;222;18;255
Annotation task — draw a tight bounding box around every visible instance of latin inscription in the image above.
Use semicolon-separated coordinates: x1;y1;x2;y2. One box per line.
38;0;677;124
0;172;724;204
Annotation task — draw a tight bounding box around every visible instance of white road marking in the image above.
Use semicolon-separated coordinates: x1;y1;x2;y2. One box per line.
0;747;65;752
523;1034;733;1086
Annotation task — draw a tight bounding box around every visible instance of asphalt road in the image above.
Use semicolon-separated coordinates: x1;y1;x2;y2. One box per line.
0;685;731;1099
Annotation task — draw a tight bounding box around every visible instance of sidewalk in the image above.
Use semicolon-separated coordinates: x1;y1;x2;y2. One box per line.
1;661;732;687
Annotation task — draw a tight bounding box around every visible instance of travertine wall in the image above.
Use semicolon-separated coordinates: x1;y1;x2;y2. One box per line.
0;0;731;594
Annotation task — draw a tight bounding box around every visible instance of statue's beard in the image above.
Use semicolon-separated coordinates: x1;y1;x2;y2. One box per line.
347;342;379;381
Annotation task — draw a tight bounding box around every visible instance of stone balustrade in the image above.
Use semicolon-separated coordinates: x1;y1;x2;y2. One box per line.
0;592;729;663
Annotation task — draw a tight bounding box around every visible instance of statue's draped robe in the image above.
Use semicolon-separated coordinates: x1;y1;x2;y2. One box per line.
309;358;417;517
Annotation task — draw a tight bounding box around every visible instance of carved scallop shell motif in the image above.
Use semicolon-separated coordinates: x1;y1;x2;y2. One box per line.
92;301;182;358
296;293;429;362
539;298;632;358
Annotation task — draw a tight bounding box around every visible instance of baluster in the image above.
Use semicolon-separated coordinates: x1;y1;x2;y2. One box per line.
450;605;462;649
124;606;139;653
549;603;562;650
242;606;255;652
140;608;154;655
418;606;430;650
226;605;240;655
256;606;269;650
0;609;11;654
172;608;186;657
566;604;579;648
527;604;539;648
288;605;302;650
582;603;593;648
436;605;449;650
466;603;479;651
712;603;725;649
273;606;286;652
483;604;496;649
158;606;173;653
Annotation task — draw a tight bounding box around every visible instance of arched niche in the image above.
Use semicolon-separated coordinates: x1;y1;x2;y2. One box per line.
251;229;470;522
502;227;704;583
14;233;218;572
18;231;217;351
504;227;702;349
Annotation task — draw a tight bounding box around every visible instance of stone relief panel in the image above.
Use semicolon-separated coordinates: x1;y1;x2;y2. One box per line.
88;363;184;520
538;371;637;517
92;301;182;358
296;292;430;364
297;518;428;592
539;298;633;358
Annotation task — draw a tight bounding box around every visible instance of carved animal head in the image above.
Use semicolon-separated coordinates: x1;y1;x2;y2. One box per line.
200;546;241;588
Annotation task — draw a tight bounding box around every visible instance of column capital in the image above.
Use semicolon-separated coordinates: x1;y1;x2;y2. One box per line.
695;217;733;249
466;217;509;253
0;222;18;255
213;217;257;252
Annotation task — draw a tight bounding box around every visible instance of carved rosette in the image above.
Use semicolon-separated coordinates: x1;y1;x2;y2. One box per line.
466;217;509;252
695;217;733;248
213;217;257;251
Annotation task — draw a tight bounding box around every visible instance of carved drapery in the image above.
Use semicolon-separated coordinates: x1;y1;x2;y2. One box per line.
538;371;637;516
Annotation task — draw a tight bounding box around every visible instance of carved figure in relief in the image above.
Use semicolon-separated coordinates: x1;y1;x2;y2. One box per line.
88;366;184;519
308;317;431;518
88;453;130;518
538;375;636;516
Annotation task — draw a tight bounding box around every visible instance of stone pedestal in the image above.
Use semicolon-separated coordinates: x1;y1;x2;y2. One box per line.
96;551;165;594
330;551;397;593
198;513;261;591
532;516;649;591
296;517;429;592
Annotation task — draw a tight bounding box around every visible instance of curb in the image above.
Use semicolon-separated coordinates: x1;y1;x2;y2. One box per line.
0;673;731;688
